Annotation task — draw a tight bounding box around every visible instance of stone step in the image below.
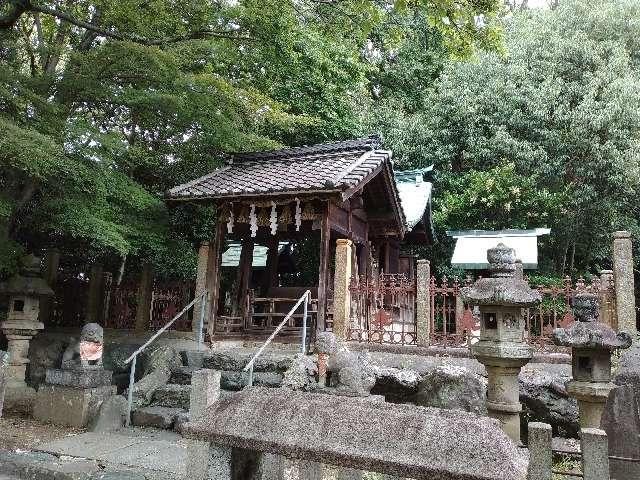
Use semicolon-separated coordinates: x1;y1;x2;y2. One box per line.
202;349;294;373
151;384;191;409
132;406;184;430
169;367;283;391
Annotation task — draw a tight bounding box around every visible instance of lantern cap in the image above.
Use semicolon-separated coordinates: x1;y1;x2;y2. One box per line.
0;254;54;297
461;244;541;307
553;292;632;350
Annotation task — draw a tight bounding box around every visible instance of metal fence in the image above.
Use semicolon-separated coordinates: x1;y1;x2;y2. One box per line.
428;275;616;350
347;273;417;346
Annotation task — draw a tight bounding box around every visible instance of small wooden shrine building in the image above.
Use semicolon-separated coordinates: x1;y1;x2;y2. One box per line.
166;136;432;341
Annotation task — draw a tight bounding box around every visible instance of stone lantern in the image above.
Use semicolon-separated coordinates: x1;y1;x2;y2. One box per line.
0;254;53;391
553;291;631;428
462;243;541;443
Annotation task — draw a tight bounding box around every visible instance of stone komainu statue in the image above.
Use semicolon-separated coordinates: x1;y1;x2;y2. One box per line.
62;323;104;369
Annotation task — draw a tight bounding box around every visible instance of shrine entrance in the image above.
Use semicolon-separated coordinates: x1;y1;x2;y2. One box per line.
166;137;424;343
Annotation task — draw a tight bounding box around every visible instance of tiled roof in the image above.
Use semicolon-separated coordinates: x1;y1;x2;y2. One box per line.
166;136;392;200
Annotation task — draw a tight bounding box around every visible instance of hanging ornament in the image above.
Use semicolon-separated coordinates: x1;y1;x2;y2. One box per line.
269;201;278;235
226;203;235;234
301;202;315;221
278;205;292;225
295;198;302;231
249;204;258;237
257;207;270;227
237;205;250;224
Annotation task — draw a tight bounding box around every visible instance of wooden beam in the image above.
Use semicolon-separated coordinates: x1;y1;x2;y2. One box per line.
317;207;331;336
206;221;225;339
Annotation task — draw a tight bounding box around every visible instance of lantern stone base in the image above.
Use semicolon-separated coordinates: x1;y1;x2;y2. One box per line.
33;384;116;427
566;380;614;429
474;342;533;444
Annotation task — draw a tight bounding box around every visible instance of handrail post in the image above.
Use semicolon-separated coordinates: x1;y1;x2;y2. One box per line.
197;291;208;346
243;290;311;378
126;354;137;427
301;291;309;354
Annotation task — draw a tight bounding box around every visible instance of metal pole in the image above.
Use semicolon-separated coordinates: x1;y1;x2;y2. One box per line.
126;354;137;427
301;291;308;354
197;291;207;346
248;364;254;387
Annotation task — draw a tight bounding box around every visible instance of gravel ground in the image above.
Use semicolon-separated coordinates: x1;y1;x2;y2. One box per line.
0;412;85;451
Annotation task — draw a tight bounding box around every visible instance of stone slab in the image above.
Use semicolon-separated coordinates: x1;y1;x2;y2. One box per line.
38;431;146;458
183;387;527;480
151;384;191;409
46;368;113;388
33;384;116;427
132;406;182;429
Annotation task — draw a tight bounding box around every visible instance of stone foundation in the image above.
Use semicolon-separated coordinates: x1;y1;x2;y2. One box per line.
33;384;116;427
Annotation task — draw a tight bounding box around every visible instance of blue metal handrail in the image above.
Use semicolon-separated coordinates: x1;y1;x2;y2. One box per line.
124;290;208;426
243;290;310;386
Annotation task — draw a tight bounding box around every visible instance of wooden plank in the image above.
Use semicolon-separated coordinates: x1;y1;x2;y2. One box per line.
317;205;331;335
206;221;225;339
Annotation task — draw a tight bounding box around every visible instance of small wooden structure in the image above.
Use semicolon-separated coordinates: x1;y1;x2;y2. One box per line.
166;136;431;341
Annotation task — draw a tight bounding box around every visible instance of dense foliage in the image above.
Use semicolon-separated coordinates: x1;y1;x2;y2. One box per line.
3;0;638;283
0;0;500;280
374;0;640;276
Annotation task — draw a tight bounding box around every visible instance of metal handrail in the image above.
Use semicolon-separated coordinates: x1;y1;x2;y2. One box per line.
124;290;209;426
243;289;310;387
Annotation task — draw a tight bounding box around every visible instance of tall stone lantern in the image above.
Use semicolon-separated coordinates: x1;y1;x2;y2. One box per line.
0;254;53;391
462;243;541;443
553;292;631;428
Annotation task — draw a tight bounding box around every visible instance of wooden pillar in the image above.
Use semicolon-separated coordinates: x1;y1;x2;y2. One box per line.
86;263;104;324
206;222;225;338
135;262;153;331
40;248;60;325
193;242;210;337
317;210;330;335
262;237;279;295
235;240;254;318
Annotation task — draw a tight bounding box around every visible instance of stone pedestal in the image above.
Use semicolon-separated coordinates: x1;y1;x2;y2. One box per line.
0;254;53;414
476;348;532;442
1;322;43;388
34;367;115;427
462;243;540;444
567;381;614;429
553;292;632;429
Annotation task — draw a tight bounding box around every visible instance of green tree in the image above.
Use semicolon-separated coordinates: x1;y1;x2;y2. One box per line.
377;0;640;275
1;0;503;279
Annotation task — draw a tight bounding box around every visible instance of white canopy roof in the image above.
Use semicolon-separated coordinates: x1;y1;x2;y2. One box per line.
447;229;551;270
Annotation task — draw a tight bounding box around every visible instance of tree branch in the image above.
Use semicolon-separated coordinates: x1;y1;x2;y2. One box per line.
0;0;30;28
2;1;253;43
26;3;254;44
